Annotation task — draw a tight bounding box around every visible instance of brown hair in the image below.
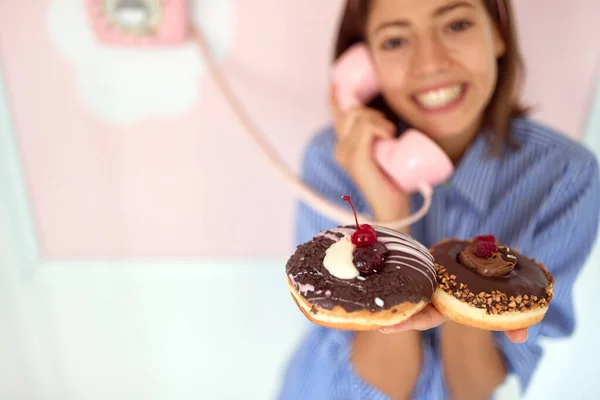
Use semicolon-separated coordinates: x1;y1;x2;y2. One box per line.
333;0;528;149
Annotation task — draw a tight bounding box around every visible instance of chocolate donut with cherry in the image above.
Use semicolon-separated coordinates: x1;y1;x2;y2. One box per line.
286;196;436;330
430;235;555;331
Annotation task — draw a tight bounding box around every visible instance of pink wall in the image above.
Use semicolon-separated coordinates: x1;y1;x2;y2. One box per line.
0;0;598;259
515;1;600;135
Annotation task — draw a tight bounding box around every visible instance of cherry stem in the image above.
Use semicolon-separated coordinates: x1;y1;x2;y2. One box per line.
342;195;360;229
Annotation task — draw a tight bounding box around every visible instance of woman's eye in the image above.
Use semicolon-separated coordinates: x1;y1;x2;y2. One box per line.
447;20;472;32
382;38;406;50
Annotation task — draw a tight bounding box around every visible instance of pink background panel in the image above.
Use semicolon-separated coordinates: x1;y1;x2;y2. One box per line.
0;0;598;259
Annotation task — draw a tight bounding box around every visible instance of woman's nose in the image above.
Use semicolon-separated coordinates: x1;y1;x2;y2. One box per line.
411;35;450;77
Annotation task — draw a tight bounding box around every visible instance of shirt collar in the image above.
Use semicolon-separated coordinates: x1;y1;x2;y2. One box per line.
446;131;501;214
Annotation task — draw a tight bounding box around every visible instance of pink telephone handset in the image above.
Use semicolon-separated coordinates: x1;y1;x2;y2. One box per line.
330;43;454;227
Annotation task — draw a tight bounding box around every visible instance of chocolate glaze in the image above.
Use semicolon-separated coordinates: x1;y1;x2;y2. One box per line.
286;227;434;313
432;239;551;298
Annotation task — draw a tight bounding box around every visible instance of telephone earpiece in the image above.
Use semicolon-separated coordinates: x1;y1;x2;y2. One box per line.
330;43;380;111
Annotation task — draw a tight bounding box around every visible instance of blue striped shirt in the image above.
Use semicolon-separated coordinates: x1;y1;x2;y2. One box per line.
278;118;600;400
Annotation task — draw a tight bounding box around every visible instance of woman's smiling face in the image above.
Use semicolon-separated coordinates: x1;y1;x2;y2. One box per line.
365;0;506;140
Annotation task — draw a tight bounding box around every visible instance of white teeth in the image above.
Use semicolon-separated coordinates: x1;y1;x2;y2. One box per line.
416;85;462;109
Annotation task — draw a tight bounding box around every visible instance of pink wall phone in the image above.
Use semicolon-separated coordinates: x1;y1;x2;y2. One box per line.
86;0;189;45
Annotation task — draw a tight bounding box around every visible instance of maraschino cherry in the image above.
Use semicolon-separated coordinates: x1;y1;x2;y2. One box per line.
342;195;377;247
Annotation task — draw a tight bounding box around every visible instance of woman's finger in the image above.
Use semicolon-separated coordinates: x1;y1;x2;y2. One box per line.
380;305;448;334
504;328;528;343
358;121;396;142
348;111;395;141
338;110;395;145
365;112;397;135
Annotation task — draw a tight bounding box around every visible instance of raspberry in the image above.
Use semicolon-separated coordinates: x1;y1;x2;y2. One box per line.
476;234;496;243
353;242;388;276
474;239;497;258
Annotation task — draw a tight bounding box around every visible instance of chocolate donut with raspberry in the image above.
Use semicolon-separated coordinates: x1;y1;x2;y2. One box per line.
286;196;436;330
430;235;555;331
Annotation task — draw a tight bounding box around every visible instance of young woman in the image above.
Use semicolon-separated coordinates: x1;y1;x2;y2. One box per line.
279;0;600;399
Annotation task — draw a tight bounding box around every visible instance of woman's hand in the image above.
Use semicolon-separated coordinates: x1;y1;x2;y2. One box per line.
379;305;447;333
380;305;528;344
329;85;409;223
503;328;528;343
